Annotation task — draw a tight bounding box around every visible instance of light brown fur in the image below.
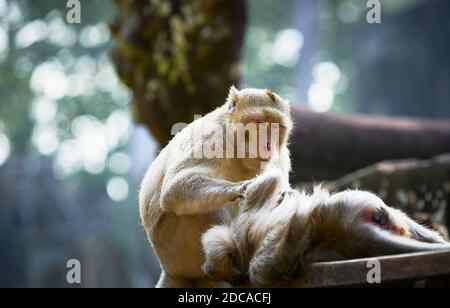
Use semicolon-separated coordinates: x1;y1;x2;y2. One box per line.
139;87;293;287
202;170;450;287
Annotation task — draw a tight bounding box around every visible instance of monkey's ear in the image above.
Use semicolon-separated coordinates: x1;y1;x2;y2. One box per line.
266;89;276;103
227;85;239;113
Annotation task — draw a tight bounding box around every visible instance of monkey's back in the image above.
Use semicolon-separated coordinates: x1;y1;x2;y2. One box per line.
139;107;236;278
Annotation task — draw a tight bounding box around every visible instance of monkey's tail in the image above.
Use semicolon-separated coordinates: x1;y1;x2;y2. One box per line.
201;225;244;284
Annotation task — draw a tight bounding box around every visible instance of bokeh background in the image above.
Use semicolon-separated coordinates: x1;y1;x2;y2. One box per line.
0;0;449;287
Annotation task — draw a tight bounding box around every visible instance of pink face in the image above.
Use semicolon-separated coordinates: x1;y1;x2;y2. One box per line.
362;207;408;237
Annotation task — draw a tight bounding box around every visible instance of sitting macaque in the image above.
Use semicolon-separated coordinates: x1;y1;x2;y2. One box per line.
202;170;450;286
140;87;293;287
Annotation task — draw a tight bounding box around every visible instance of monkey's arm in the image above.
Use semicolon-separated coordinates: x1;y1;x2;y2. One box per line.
160;170;249;216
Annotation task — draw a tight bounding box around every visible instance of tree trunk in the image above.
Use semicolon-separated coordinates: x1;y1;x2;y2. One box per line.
111;0;246;145
290;107;450;183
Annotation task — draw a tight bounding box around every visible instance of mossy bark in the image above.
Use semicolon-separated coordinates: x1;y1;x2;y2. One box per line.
111;0;246;145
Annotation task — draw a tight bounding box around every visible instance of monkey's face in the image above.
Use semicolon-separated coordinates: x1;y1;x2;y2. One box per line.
226;87;292;170
303;190;450;262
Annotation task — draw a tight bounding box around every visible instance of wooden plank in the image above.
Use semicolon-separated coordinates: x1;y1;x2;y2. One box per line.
298;250;450;288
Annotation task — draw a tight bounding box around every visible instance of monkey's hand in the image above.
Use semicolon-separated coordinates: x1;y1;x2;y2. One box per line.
161;172;256;216
241;169;288;211
230;180;253;202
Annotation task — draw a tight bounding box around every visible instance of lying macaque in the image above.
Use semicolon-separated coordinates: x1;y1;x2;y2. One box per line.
202;170;450;286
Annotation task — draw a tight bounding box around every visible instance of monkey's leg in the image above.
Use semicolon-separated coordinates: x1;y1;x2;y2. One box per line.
156;271;192;288
161;172;249;216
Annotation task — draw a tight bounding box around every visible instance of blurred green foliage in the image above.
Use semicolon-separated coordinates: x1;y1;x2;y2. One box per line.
0;0;159;287
0;0;449;287
243;0;450;118
242;0;299;100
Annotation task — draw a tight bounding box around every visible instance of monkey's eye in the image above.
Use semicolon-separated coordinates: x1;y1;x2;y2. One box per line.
372;208;389;227
277;192;287;205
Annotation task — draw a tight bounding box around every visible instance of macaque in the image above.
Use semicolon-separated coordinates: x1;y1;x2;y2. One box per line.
202;170;450;286
139;87;293;288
